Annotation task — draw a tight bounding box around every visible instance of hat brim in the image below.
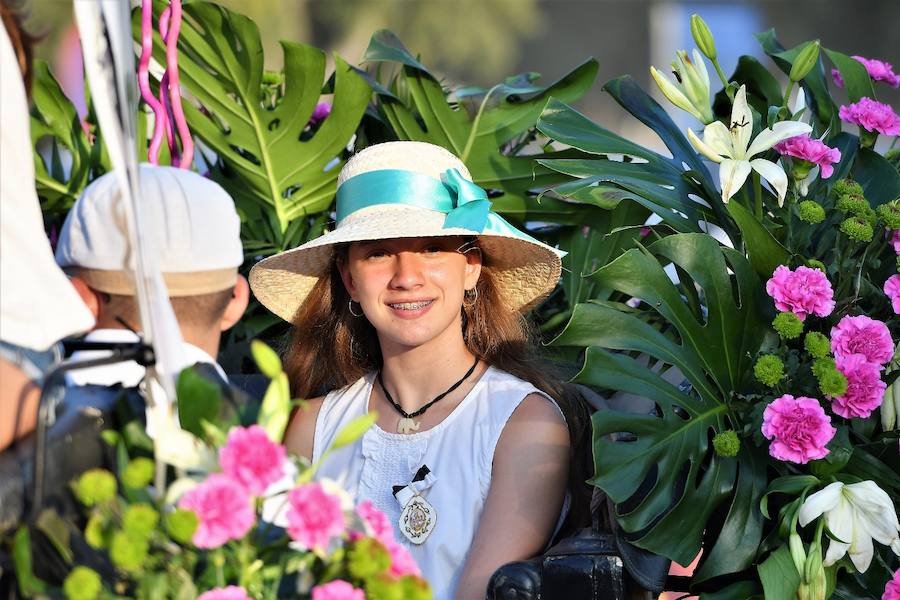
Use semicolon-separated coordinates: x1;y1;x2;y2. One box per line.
249;205;561;322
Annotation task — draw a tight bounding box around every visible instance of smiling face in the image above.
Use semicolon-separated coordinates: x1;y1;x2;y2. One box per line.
338;236;482;354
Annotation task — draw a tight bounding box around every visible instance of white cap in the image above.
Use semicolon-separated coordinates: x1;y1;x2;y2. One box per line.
56;165;243;296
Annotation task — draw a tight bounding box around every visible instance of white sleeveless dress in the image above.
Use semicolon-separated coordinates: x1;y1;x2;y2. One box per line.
312;366;561;600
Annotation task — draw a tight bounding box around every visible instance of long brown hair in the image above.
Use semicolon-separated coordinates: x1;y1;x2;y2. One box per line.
1;0;35;95
283;243;592;537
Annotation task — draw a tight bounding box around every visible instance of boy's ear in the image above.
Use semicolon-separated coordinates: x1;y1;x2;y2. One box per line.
70;276;102;319
220;275;250;332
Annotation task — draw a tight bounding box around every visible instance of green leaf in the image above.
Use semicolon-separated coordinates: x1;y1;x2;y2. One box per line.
139;1;370;249
699;581;761;600
251;340;282;378
759;475;820;520
851;147;900;205
331;411;378;451
726;200;791;278
176;367;223;438
757;546;801;600
35;508;74;564
362;29;434;77
553;234;767;566
12;527;47;596
259;372;291;443
824;48;876;104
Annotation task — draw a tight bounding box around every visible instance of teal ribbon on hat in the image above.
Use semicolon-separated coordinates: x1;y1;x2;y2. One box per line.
335;168;560;254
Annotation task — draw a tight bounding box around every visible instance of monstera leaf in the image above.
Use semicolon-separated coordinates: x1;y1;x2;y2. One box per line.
30;61;111;223
362;30;601;225
139;1;370;252
536;77;732;238
552;234;768;569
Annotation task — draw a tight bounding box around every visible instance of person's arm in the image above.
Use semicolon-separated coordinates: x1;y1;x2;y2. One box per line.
454;393;571;599
0;358;40;451
282;396;325;461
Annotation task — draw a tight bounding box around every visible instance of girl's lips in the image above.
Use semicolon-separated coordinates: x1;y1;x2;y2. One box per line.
386;299;435;318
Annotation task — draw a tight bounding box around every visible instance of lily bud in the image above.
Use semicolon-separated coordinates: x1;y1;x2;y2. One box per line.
790;41;821;82
690;14;717;60
803;544;826;600
650;49;714;124
789;532;807;574
882;381;898;431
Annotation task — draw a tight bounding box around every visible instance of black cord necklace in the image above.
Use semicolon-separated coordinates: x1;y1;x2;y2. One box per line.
377;356;480;434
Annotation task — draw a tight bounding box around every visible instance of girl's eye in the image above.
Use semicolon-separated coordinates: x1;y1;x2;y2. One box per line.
365;249;389;260
423;245;445;254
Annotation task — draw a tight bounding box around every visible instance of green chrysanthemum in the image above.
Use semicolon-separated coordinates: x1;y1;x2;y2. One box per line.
712;430;741;457
109;531;148;572
348;537;392;580
84;515;108;549
818;368;849;398
366;575;429;600
803;332;830;358
896;255;900;272
812;356;836;378
122;504;159;538
754;355;785;387
74;469;117;507
840;217;874;242
165;509;198;545
831;178;864;200
836;194;870;217
798;200;826;224
63;566;102;600
877;203;900;230
773;312;804;339
122;457;155;489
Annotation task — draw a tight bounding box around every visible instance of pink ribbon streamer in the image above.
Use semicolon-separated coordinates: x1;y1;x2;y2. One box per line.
137;0;193;169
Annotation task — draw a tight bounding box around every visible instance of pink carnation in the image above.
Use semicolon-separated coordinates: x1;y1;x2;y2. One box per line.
765;265;835;320
833;353;886;418
385;540;421;577
853;56;900;88
198;587;251;600
761;395;835;464
892;230;900;254
839;98;900;136
774;135;842;179
219;425;286;496
286;482;346;550
830;314;894;365
309;101;331;126
179;475;254;549
357;500;394;545
884;568;900;600
885;275;900;314
311;580;365;600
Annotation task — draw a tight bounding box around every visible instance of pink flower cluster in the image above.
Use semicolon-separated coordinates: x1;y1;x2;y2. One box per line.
761;395;836;464
774;135;842;178
179;474;255;549
832;56;900;88
829;315;892;419
356;500;421;578
839;98;900;136
309;101;331;126
219;425;287;496
885;275;900;314
884;568;900;600
893;230;900;254
286;482;346;551
766;265;835;320
198;587;251;600
312;580;365;600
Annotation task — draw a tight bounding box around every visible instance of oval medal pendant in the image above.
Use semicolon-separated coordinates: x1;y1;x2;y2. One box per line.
397;417;420;434
399;495;436;544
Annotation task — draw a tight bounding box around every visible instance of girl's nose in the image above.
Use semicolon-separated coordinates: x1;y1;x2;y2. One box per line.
389;251;425;289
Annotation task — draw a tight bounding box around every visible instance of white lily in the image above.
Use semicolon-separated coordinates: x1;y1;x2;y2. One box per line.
798;480;900;573
687;85;812;205
650;49;714;124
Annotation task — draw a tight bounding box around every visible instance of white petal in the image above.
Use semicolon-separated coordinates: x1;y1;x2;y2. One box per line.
823;496;855;567
688;127;724;163
720;159;752;202
746;120;813;157
823;539;850;566
845;481;897;516
750;158;789;205
692;48;710;89
731;86;753;154
799;482;844;527
651;66;700;119
797;165;818;197
792;88;807;115
892;538;900;556
848;510;875;573
703;121;735;158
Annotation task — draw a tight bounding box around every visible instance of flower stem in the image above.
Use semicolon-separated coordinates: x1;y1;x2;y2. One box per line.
213;548;225;588
783;80;796;111
753;171;763;220
712;57;729;89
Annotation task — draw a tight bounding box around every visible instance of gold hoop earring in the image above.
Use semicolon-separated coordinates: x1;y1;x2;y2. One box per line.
348;300;364;317
463;287;478;308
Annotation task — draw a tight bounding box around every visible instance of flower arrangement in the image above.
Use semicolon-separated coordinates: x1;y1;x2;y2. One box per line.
13;342;429;600
538;12;900;600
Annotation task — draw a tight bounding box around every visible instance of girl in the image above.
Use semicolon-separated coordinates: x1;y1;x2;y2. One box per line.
250;141;589;599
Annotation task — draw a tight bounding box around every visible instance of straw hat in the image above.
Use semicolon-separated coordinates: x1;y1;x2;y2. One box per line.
249;141;563;322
